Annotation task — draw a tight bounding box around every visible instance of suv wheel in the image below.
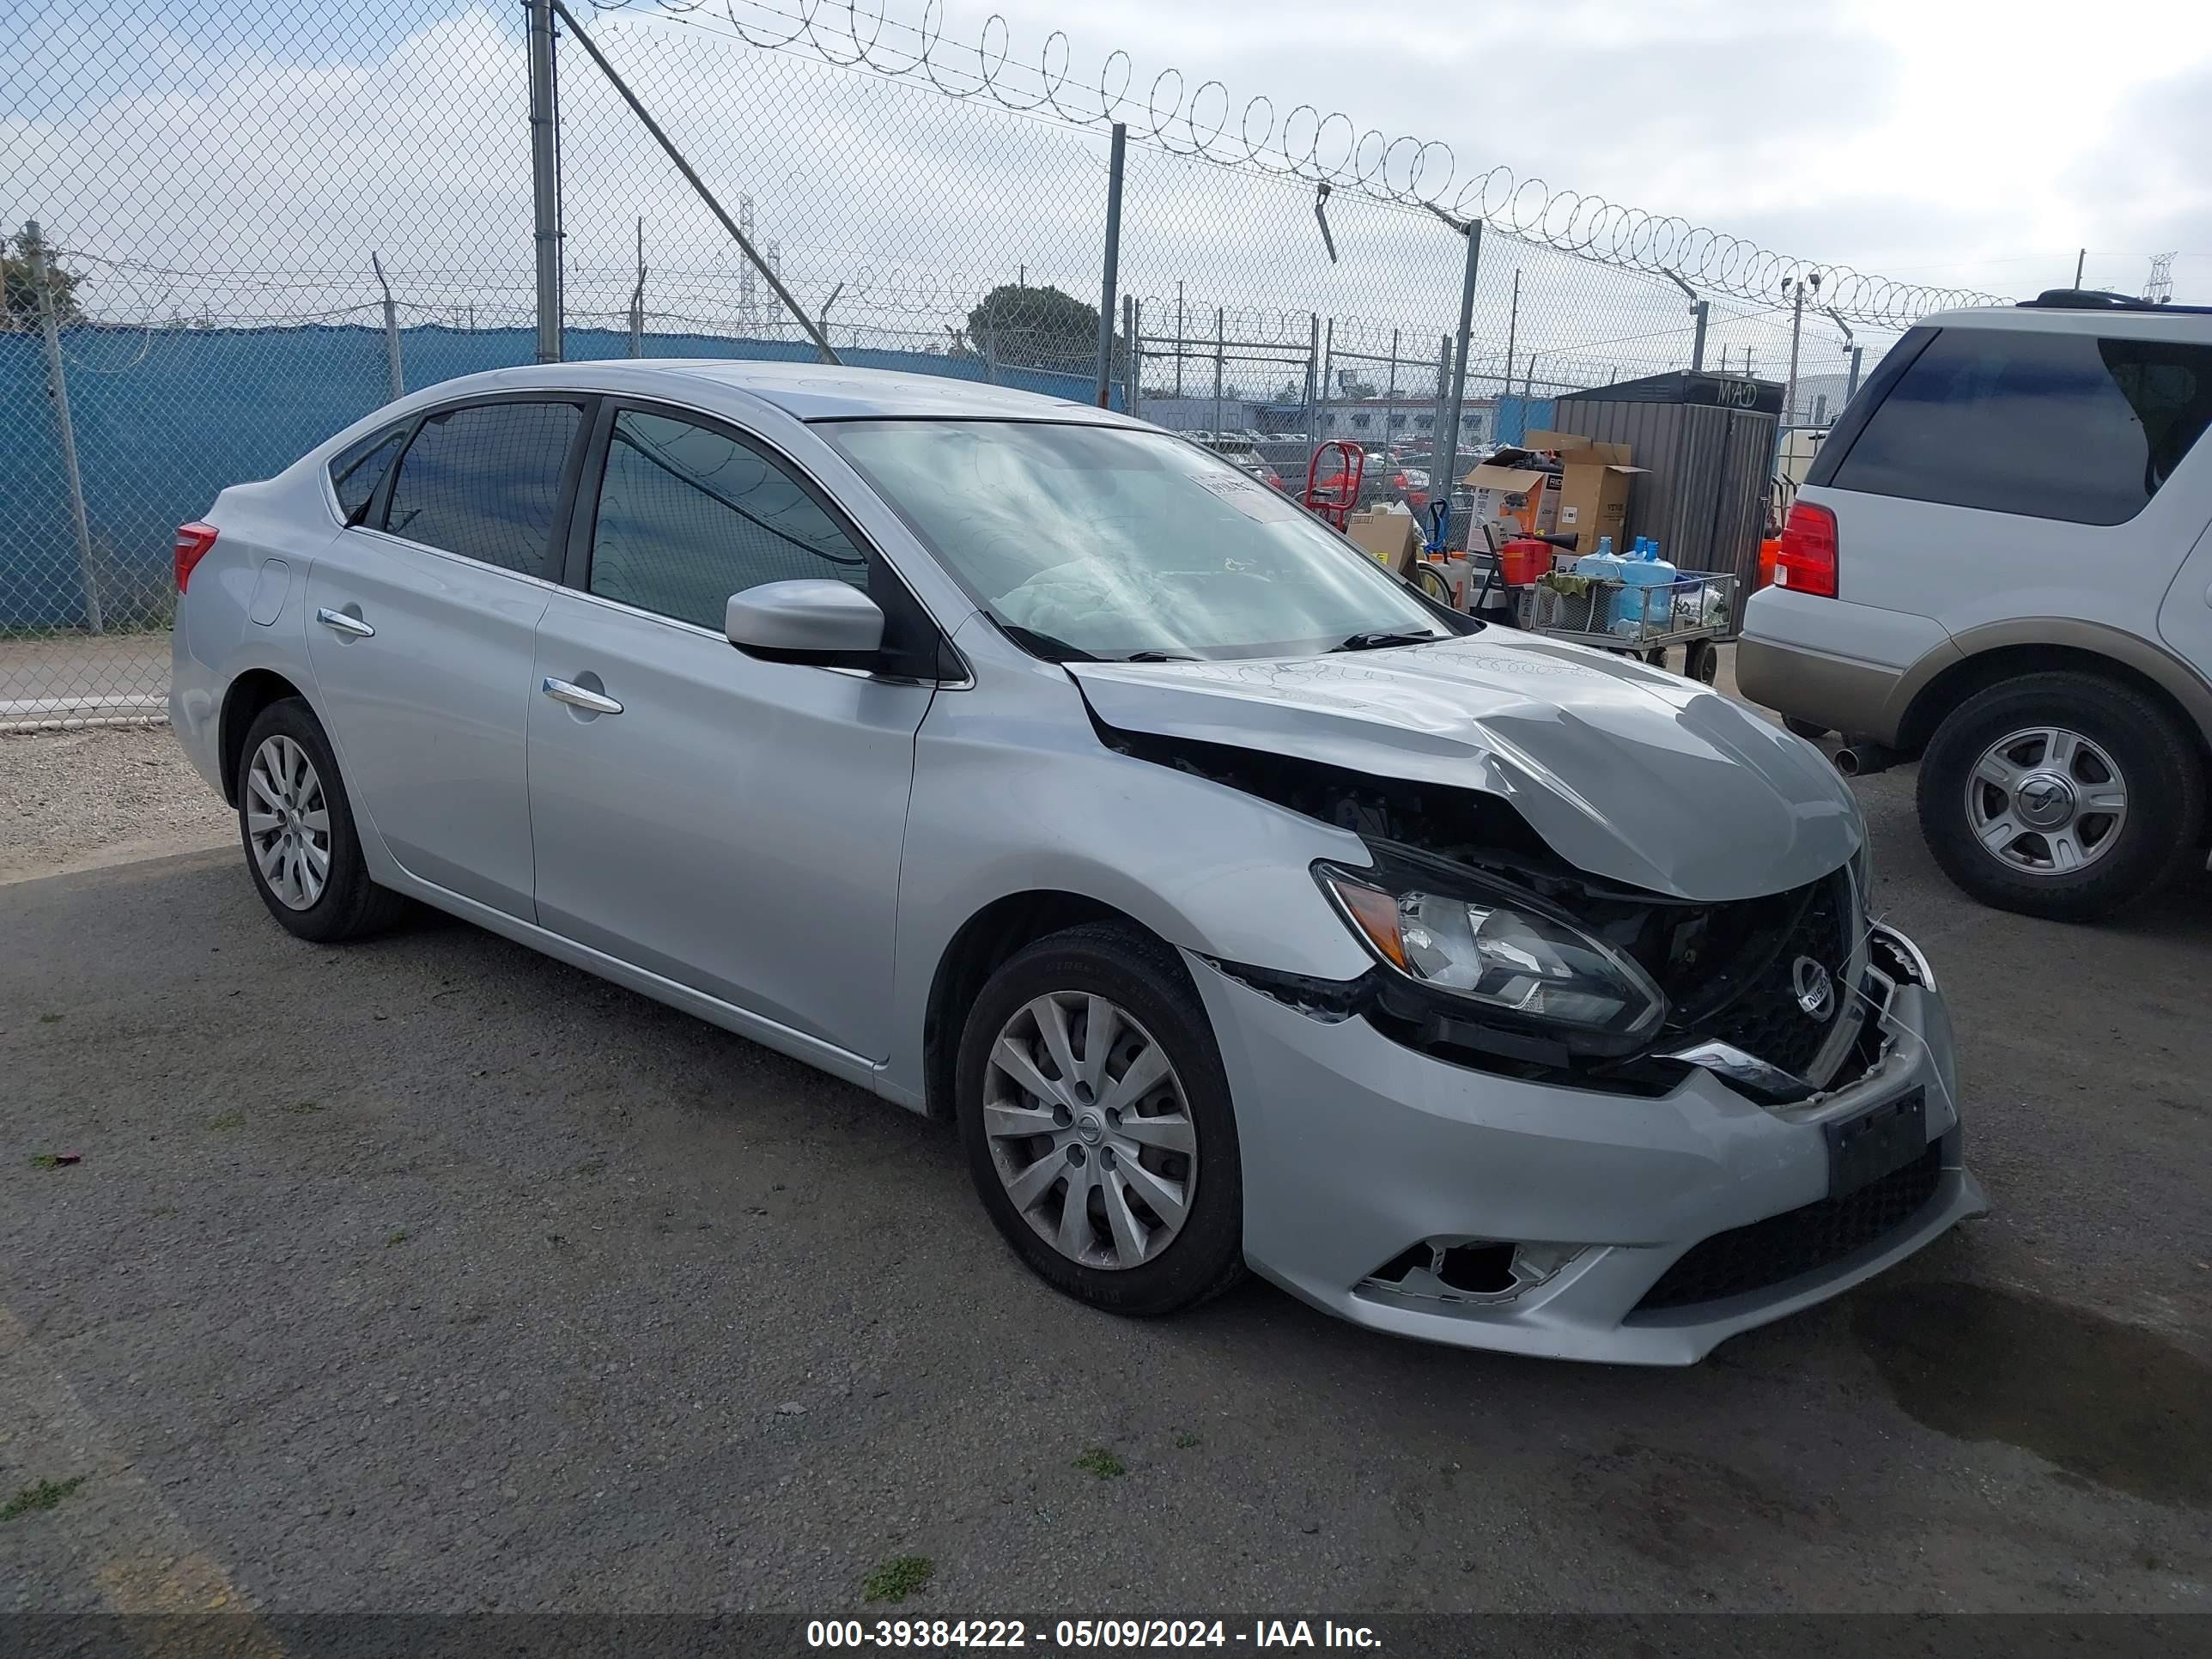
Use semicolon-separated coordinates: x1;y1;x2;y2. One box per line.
955;923;1245;1316
236;698;408;942
1917;672;2206;921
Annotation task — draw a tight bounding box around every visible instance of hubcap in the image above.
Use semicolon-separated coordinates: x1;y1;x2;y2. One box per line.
1964;726;2127;878
982;992;1196;1271
246;734;331;910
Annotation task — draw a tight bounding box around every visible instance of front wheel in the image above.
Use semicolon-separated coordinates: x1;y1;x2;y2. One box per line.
1916;672;2206;921
955;923;1245;1316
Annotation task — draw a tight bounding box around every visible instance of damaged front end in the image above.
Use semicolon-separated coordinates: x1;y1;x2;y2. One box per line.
1103;721;1884;1104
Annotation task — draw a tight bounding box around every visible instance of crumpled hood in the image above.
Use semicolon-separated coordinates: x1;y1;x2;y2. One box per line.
1069;630;1860;902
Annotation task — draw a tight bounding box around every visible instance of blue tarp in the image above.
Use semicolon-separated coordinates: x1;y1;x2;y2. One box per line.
0;325;1109;629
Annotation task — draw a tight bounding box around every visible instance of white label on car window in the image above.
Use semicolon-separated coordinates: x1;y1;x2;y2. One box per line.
1189;469;1300;521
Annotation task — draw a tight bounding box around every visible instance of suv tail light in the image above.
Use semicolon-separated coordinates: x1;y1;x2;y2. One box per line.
173;521;219;592
1774;501;1838;598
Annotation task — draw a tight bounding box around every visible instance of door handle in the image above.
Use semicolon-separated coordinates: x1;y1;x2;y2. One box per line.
315;606;374;638
541;676;623;715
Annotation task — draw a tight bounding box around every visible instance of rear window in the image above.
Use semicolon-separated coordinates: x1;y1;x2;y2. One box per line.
1829;326;2212;526
328;426;406;523
383;399;586;574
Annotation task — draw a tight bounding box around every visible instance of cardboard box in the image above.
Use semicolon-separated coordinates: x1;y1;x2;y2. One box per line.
1346;504;1419;574
1523;430;1647;555
1460;450;1555;541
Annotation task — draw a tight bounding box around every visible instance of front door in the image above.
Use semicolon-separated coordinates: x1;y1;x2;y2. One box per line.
526;404;938;1060
306;396;589;919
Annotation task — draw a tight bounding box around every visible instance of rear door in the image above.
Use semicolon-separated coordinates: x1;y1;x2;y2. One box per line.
526;401;942;1060
306;395;590;919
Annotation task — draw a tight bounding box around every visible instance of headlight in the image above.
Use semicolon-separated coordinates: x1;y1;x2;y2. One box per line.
1316;862;1667;1043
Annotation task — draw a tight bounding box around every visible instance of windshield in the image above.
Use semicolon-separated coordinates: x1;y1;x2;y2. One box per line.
823;420;1451;661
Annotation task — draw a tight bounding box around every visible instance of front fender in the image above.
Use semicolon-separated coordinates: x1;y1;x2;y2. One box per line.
883;652;1376;1108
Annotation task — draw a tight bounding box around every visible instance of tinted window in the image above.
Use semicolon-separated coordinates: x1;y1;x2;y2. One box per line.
385;400;584;574
329;426;406;523
1832;328;2212;526
588;410;870;630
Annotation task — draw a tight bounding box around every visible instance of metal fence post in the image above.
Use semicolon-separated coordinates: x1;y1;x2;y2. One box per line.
1846;344;1864;403
1319;316;1334;442
527;0;562;364
1427;333;1451;488
1502;268;1519;400
25;221;102;635
1690;300;1710;372
1304;313;1319;437
1094;121;1126;408
983;317;998;384
1432;220;1481;495
371;252;404;398
1123;293;1138;413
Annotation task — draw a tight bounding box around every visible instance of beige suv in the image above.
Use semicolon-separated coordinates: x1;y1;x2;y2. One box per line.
1739;291;2212;921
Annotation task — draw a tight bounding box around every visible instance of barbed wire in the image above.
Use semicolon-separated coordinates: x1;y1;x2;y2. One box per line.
581;0;2008;325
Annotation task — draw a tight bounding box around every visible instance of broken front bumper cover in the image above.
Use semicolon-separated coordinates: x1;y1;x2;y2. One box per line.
1188;924;1985;1366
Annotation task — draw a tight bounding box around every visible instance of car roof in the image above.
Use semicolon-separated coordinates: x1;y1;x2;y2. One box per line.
1917;303;2212;342
419;358;1141;425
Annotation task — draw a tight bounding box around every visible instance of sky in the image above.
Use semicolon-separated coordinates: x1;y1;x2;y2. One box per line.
8;0;2208;405
914;0;2212;303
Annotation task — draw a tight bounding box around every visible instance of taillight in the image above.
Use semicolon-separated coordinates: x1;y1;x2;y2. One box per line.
1774;501;1838;598
173;521;219;592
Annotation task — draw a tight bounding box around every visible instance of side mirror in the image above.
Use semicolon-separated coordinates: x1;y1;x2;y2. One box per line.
725;580;884;666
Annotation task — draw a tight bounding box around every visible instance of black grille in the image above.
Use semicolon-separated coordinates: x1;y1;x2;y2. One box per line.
1698;873;1852;1079
1632;1144;1944;1313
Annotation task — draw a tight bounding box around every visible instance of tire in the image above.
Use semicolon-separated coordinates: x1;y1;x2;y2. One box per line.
1784;716;1830;740
235;697;408;943
1917;672;2206;922
1684;640;1720;685
955;922;1246;1316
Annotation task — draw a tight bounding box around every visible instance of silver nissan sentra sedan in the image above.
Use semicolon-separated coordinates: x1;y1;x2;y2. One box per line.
171;362;1985;1364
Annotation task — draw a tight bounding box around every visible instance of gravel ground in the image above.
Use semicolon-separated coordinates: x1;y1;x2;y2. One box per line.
0;727;232;883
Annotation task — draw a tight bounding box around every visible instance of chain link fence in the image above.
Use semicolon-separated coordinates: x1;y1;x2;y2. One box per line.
3;0;1998;725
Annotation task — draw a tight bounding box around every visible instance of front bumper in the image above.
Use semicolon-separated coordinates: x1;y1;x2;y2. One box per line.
1192;928;1985;1365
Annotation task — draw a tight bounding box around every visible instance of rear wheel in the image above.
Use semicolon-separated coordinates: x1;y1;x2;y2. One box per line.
1917;672;2205;921
236;698;407;942
955;923;1245;1316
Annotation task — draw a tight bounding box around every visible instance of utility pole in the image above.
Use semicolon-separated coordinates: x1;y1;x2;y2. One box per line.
1175;280;1185;398
1212;307;1224;434
527;0;562;363
628;217;646;358
1503;268;1520;398
1782;272;1818;428
1825;306;1860;407
1662;269;1706;371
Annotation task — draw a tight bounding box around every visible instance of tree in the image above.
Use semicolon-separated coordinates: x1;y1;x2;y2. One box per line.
967;282;1117;374
3;229;84;331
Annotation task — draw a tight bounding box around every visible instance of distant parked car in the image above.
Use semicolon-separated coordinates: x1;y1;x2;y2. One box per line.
168;361;1979;1364
1739;290;2212;921
1200;437;1285;491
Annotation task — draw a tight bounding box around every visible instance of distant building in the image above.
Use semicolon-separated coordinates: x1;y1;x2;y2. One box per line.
1135;393;1495;452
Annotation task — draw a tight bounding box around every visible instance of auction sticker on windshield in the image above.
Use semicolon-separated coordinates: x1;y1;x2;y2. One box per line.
1188;468;1302;521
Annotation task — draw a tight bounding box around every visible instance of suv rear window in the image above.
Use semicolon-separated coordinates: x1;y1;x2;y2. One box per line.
1828;327;2212;526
